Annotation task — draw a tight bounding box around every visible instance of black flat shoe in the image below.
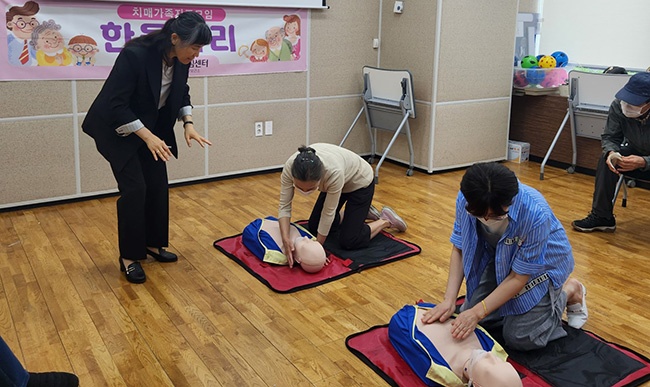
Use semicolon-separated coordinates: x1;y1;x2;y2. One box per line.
119;258;146;284
27;372;79;387
146;247;178;262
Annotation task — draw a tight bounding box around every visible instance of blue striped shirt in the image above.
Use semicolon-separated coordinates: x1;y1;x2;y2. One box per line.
450;182;574;315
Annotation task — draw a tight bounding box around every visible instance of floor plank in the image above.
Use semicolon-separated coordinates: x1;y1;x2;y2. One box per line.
1;160;649;386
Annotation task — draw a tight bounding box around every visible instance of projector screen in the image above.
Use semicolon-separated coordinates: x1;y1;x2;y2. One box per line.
92;0;328;8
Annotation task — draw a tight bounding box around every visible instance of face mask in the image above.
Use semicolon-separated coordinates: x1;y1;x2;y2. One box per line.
294;180;319;196
295;187;317;196
621;101;649;118
476;216;508;234
476;217;507;227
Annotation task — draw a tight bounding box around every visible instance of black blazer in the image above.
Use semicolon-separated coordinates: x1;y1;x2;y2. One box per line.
83;44;191;171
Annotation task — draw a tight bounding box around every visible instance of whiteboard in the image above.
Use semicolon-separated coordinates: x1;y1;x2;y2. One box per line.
91;0;328;9
570;71;630;108
540;0;650;69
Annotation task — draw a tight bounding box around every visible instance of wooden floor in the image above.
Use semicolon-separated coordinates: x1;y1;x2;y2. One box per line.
2;161;650;386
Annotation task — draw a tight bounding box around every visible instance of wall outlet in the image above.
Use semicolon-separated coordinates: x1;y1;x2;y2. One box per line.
255;121;263;137
393;0;403;13
264;120;273;135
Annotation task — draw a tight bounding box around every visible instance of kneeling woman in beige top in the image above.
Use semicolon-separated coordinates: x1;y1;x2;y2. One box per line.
278;143;407;268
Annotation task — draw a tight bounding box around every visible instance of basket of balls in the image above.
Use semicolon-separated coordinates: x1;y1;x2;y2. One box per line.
513;51;569;90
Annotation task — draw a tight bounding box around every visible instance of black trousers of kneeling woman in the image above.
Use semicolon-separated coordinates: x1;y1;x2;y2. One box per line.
308;183;374;250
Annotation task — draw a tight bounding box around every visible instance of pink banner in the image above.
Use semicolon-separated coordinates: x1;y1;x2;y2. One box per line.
1;1;307;80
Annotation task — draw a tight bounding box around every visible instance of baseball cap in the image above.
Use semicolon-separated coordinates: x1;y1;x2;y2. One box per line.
603;66;627;74
615;72;650;106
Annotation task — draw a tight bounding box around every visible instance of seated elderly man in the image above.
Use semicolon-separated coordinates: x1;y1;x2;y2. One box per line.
242;217;328;273
573;72;650;232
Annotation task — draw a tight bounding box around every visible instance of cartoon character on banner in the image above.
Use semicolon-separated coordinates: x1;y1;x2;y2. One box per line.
265;26;292;61
31;19;72;66
5;1;40;66
283;14;301;60
238;38;269;63
68;35;99;66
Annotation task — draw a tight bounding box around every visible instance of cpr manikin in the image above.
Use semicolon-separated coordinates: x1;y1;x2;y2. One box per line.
293;235;327;273
242;217;328;273
389;304;522;387
465;349;522;387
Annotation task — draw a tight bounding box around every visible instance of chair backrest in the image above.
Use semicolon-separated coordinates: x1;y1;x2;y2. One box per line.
362;66;415;118
569;70;632;139
569;70;631;111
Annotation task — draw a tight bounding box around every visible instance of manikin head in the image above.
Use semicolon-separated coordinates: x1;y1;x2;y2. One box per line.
465;349;522;387
293;236;326;273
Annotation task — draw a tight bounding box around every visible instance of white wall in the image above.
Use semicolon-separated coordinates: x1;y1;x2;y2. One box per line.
540;0;650;70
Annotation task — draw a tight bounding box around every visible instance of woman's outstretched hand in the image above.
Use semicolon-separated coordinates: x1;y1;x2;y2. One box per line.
184;124;212;148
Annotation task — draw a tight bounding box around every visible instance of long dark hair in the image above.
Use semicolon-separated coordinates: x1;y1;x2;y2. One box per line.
125;11;212;58
461;162;519;217
291;146;323;182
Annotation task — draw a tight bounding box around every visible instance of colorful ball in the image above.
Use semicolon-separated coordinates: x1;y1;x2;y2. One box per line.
538;55;557;68
536;54;544;62
520;55;538;69
540;68;568;88
551;51;569;67
513;70;529;88
525;69;545;85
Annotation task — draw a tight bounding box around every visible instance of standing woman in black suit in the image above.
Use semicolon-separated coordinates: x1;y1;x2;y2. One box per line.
83;12;212;283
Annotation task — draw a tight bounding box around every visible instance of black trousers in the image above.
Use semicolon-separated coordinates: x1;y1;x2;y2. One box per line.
592;145;650;218
110;145;169;260
308;183;374;250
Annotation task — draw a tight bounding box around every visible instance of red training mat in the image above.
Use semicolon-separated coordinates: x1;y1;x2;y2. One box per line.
213;230;421;293
345;325;650;387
